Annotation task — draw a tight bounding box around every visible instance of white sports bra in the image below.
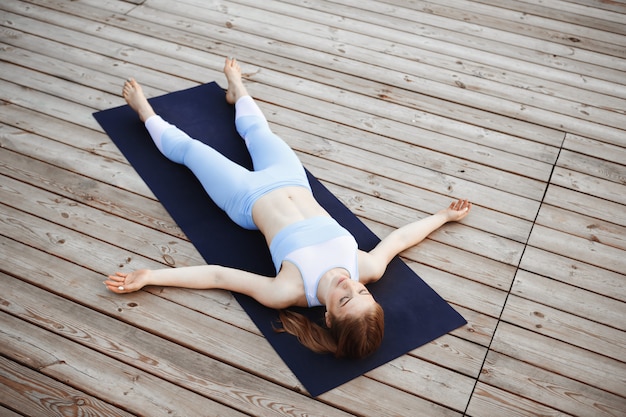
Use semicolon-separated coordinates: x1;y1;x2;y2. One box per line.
269;216;360;307
284;235;359;307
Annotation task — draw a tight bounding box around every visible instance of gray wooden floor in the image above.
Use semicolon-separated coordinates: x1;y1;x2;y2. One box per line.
1;0;625;416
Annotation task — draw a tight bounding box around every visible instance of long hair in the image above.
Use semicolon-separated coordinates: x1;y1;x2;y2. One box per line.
276;303;384;359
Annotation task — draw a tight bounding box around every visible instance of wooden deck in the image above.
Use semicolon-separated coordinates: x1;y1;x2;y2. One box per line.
1;0;625;415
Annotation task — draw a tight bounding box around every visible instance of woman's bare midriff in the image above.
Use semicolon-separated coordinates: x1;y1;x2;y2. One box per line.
252;186;330;246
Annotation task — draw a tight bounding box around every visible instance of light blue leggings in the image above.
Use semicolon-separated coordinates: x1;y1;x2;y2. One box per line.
144;96;310;230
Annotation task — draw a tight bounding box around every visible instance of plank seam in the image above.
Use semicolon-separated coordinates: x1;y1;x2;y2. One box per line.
463;130;568;416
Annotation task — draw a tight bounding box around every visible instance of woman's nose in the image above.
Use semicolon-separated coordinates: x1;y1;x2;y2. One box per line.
343;280;358;290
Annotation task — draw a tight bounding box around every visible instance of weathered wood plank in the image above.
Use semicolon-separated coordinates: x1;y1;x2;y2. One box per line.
501;295;626;363
0;60;120;120
479;351;626;417
19;0;623;144
127;3;567;150
0;101;125;164
1;0;560;161
299;147;540;225
318;379;462;417
0;405;22;417
366;354;475;413
0;122;151;196
0;273;358;416
528;224;626;274
0;174;199;270
512;269;626;331
267;102;555;192
0;77;99;129
564;133;626;165
231;0;626;109
0;28;189;97
561;0;626;14
255;0;626;93
470;0;626;34
551;166;626;205
296;148;535;242
0;7;212;91
412;333;488;379
240;0;626;65
299;0;626;97
322;0;626;66
403;0;626;45
0;148;184;238
543;184;626;228
0;311;247;417
413;262;509;318
503;0;626;24
557;149;626;187
535;204;626;250
0;356;136;417
448;305;498;347
139;0;626;139
519;246;626;302
490;322;626;395
466;381;574;417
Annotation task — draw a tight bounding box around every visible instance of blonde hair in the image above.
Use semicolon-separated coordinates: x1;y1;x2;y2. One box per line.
276;303;384;359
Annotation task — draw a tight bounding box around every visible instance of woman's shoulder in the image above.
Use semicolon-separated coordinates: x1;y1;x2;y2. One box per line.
357;250;385;284
276;261;309;308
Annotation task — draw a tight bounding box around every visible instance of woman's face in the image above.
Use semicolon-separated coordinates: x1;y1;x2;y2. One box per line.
325;275;376;326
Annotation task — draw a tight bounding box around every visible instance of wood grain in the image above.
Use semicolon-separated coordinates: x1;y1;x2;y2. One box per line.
1;0;624;415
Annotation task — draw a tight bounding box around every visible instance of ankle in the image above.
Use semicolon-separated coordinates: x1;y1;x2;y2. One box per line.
138;108;156;123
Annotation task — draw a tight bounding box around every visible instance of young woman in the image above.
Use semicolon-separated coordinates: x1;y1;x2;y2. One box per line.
105;58;472;359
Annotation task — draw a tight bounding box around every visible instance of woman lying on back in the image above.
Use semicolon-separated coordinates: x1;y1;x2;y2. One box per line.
105;58;472;358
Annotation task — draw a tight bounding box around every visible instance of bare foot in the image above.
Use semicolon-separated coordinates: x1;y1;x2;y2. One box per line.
224;57;249;104
122;78;156;122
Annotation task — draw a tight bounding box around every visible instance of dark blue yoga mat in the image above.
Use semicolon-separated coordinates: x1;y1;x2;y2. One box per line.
94;82;466;397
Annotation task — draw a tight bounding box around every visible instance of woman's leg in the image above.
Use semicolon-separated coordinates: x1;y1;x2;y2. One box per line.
123;77;254;227
144;115;252;215
235;96;305;175
225;58;307;177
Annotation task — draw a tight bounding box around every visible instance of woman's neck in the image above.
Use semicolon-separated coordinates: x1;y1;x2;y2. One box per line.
316;267;350;305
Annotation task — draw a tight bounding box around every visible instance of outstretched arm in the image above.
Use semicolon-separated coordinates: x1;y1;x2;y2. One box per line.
104;265;294;309
359;199;471;283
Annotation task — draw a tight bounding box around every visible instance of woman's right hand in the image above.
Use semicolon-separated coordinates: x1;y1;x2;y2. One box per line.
104;269;150;294
438;199;472;222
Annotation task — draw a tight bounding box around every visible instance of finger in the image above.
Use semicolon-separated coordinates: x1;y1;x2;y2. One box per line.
106;273;125;283
104;282;127;293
